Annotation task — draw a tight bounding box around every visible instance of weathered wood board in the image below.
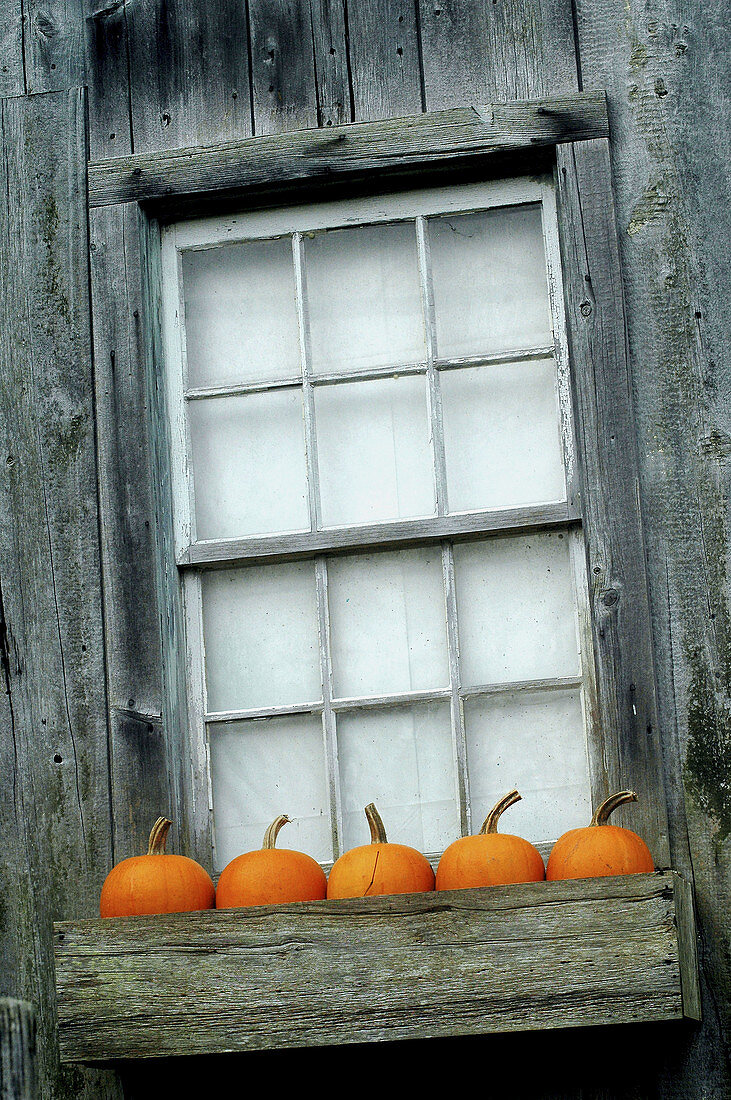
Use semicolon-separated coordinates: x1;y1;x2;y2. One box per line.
0;86;123;1100
86;93;609;209
0;1000;37;1100
53;872;699;1062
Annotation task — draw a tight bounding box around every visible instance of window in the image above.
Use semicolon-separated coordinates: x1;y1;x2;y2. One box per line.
54;94;689;1063
159;175;599;872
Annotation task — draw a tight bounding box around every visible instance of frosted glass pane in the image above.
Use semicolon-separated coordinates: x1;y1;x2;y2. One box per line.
327;547;449;698
305;221;425;373
315;377;435;527
189;389;309;539
337;703;458;852
442;360;566;511
430;205;552;358
202;562;321;711
464;689;591;843
453;532;580;686
209;715;331;870
182;238;300;389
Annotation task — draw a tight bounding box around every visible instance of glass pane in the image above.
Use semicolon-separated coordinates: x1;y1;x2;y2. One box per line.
336;703;458;852
315;376;435;527
305;221;425;373
441;359;566;511
453;532;580;686
189;388;309;539
201;562;321;712
463;688;591;843
209;715;331;870
327;547;449;698
430;204;552;358
182;238;300;389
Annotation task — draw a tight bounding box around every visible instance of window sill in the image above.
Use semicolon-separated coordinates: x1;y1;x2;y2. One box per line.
53;871;699;1062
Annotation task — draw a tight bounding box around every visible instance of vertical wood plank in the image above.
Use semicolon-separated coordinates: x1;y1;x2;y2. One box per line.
555;137;669;864
308;0;352;126
89;203;169;860
347;0;423;121
126;0;253;153
0;86;123;1100
418;0;578;105
85;0;134;160
248;0;319;133
140;211;211;866
572;2;731;1091
22;0;86;94
0;1001;37;1100
0;2;26;97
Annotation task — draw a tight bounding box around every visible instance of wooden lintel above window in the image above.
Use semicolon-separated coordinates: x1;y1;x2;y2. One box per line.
86;92;609;211
53;871;699;1063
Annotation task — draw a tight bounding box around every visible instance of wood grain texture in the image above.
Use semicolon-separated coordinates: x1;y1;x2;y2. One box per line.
0;87;123;1100
139;213;213;869
89;203;169;861
0;1;26;97
87;92;609;207
22;0;86;95
53;872;698;1062
555;138;670;867
419;0;579;104
249;0;319;134
180;502;576;568
125;0;253;153
0;1000;37;1100
85;0;134;161
307;0;351;127
347;0;423;121
573;0;731;1091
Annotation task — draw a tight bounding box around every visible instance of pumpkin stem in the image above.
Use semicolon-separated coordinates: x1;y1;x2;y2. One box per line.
365;803;388;844
590;790;638;826
479;790;522;835
262;814;290;849
147;817;172;855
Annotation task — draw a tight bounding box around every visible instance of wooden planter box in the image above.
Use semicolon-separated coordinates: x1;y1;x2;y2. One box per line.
53;871;699;1062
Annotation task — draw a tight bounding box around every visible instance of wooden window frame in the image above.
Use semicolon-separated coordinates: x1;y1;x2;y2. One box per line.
51;91;699;1063
159;173;597;872
88;90;667;869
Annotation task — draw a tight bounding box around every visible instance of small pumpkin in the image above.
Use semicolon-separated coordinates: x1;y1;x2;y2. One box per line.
100;817;215;917
327;803;435;899
215;814;327;908
435;789;545;890
546;790;654;880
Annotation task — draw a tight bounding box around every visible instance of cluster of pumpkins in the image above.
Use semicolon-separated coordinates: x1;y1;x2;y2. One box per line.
99;788;654;918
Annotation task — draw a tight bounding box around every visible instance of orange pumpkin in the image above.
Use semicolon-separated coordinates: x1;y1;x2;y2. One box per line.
435;789;545;890
546;790;654;880
100;817;215;917
327;803;435;899
216;814;327;908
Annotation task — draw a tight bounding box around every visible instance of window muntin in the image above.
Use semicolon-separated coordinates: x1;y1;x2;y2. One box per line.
161;176;595;872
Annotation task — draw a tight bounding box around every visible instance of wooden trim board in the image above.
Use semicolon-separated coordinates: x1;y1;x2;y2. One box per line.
87;93;608;210
53;871;699;1062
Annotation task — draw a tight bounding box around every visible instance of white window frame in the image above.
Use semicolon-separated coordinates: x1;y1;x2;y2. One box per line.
159;173;602;870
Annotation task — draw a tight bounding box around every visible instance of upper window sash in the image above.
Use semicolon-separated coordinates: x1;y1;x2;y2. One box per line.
160;175;579;567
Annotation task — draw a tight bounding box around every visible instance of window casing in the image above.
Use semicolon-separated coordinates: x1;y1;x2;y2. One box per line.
53;95;690;1062
160;174;601;872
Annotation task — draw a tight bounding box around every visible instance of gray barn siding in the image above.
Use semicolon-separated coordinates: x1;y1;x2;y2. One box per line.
0;88;123;1099
0;1;728;1096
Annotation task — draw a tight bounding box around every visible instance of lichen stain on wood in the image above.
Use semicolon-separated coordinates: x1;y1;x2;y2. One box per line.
39;192;72;326
683;479;731;844
627;171;670;236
